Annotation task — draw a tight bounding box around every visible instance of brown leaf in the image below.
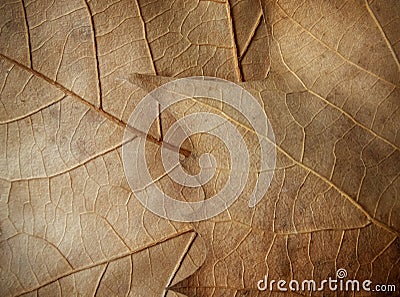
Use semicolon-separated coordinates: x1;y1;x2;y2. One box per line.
0;0;399;296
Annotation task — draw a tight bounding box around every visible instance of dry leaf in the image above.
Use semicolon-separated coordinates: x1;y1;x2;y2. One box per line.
0;0;399;296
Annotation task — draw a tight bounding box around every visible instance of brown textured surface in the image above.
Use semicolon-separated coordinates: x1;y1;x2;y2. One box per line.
0;0;399;296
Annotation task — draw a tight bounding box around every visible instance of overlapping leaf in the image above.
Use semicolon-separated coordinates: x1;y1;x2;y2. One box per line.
0;0;399;296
